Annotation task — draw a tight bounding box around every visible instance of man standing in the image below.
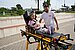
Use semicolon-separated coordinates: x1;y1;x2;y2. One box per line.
39;2;59;35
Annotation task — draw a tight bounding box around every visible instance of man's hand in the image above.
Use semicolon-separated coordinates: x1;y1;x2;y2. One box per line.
39;19;42;23
54;17;59;30
57;26;59;30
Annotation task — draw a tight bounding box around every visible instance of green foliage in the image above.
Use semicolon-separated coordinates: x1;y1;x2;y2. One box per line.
47;0;50;5
0;7;7;11
0;7;8;13
35;10;43;14
71;5;75;11
0;4;24;17
16;4;23;10
11;7;17;11
16;4;24;15
17;9;24;15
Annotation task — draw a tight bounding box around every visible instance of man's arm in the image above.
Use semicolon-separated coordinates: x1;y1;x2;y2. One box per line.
54;17;59;30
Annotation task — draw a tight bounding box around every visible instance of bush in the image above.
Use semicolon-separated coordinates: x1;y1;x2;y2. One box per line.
35;11;43;14
17;9;24;15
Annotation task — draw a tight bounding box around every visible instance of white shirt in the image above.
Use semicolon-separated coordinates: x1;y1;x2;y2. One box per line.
41;11;54;28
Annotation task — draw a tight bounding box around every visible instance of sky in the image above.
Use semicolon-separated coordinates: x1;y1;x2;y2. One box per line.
0;0;75;10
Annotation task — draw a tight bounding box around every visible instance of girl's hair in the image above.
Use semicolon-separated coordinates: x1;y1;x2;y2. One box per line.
29;11;37;20
29;12;34;20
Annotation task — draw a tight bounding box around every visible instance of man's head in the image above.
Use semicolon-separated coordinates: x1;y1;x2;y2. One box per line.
43;2;50;13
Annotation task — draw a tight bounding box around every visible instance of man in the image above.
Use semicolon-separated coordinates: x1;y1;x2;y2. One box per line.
39;2;59;35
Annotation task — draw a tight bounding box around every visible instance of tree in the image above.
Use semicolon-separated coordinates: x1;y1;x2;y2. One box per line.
10;7;17;16
17;9;24;15
16;4;24;15
47;0;50;6
0;7;10;15
16;4;23;10
11;7;17;11
71;5;75;11
11;7;17;13
0;7;7;13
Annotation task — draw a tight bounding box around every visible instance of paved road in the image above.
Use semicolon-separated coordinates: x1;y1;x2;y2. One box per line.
58;20;75;50
0;20;75;50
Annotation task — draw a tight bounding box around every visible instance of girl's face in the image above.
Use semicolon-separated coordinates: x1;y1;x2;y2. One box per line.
31;13;35;19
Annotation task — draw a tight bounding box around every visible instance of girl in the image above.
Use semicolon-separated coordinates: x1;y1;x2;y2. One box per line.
28;11;40;29
28;11;48;34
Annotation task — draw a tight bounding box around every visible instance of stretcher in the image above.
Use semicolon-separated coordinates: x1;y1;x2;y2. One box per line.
20;27;73;50
22;11;73;50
